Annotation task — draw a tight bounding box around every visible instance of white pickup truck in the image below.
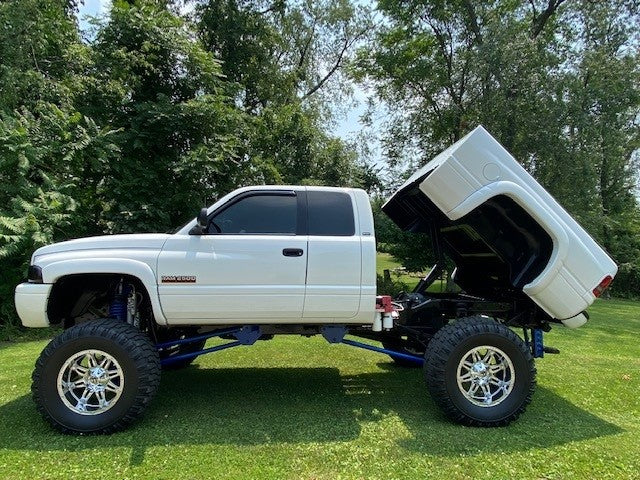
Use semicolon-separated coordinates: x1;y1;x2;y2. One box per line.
15;126;617;434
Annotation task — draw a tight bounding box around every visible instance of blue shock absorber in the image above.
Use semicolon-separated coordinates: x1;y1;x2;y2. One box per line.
109;284;130;322
532;328;544;358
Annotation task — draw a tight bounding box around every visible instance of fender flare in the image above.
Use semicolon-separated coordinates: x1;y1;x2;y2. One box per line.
42;258;167;325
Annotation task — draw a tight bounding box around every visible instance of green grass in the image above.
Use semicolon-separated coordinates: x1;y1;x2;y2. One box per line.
377;252;421;285
0;256;638;479
377;252;445;292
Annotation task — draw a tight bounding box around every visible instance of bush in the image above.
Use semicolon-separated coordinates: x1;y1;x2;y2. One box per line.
610;262;640;299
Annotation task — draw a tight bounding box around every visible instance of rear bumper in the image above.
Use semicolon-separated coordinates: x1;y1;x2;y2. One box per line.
14;283;52;328
561;312;588;329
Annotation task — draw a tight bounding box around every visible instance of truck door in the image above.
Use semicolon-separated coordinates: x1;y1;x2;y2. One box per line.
303;189;362;319
157;190;307;323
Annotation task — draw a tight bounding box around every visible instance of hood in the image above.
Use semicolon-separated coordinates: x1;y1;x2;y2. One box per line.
33;234;171;260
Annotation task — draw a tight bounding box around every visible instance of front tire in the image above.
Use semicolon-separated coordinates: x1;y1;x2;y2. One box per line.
424;316;536;427
32;319;161;434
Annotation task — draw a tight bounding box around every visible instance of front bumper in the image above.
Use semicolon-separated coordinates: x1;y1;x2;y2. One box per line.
14;283;52;328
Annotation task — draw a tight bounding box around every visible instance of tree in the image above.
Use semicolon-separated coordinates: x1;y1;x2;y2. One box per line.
0;0;79;113
196;0;373;189
197;0;371;112
77;0;251;233
356;0;640;296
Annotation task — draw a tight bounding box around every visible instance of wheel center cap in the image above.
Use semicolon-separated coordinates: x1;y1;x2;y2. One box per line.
472;362;488;374
86;367;109;390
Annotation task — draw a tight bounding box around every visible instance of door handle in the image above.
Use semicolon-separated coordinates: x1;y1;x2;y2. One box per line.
282;248;304;257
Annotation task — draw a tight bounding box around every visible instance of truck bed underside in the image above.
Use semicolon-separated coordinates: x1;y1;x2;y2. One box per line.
383;177;553;305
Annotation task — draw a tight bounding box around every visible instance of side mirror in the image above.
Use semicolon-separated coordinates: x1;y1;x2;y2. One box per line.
197;208;208;229
189;208;209;235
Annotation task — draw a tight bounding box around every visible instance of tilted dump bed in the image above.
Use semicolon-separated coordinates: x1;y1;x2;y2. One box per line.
383;126;617;323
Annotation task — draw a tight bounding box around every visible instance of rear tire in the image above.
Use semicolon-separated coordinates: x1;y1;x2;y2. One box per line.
32;319;161;434
424;316;536;426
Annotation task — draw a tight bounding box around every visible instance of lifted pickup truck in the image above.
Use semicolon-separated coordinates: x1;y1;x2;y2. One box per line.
15;126;617;434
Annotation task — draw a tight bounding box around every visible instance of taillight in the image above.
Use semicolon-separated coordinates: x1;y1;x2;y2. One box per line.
593;275;613;297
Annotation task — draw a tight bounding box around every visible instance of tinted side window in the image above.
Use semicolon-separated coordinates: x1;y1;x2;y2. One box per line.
212;194;297;234
307;191;355;236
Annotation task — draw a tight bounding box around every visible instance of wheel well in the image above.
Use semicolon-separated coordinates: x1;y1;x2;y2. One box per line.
47;274;152;328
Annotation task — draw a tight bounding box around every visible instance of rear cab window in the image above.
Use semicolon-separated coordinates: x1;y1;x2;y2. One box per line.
306;191;355;236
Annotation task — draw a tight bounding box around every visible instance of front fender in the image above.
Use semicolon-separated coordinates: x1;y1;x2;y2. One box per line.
43;258;167;325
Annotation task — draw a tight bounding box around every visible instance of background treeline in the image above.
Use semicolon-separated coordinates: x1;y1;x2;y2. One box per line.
0;0;638;330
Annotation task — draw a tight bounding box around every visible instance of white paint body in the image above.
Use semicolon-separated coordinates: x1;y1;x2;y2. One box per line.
16;234;171;327
159;186;375;324
15;186;377;327
15;127;616;329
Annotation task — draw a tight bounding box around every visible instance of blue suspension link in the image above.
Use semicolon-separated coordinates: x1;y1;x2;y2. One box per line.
156;326;262;367
321;325;424;364
156;324;426;367
341;338;424;365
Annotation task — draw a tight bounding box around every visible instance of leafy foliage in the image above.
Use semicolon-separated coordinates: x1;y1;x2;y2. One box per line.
0;107;79;322
77;0;251;232
197;0;371;112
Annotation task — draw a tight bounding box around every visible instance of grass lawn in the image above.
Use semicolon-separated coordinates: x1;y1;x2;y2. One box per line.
0;257;638;479
377;252;423;287
377;252;445;292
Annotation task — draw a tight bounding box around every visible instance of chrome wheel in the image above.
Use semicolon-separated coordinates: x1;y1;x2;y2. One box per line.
56;349;124;415
456;345;514;407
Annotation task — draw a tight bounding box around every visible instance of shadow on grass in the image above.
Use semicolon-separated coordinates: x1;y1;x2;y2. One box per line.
0;365;623;464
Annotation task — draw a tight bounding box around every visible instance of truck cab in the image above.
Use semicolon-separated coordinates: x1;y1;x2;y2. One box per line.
159;186;376;324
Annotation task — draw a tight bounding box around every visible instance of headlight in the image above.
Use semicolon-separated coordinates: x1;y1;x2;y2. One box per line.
27;265;43;283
